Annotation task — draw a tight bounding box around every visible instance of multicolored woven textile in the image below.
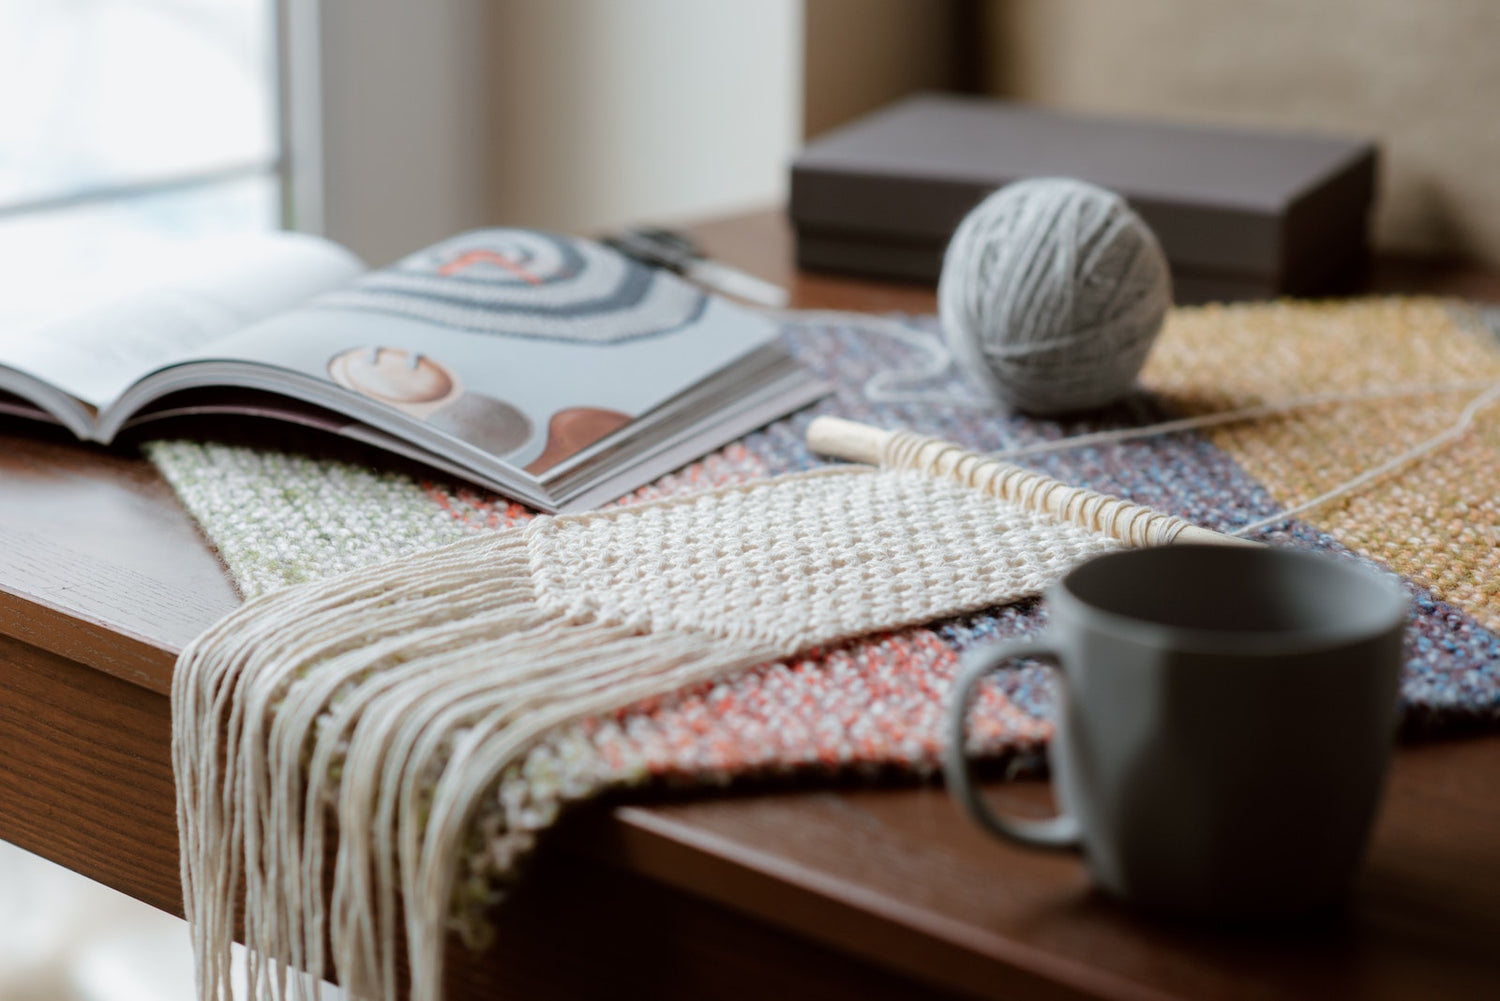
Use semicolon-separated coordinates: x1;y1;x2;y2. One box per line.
149;296;1500;815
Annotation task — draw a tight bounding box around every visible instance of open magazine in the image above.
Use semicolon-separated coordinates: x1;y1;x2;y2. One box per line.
0;228;827;512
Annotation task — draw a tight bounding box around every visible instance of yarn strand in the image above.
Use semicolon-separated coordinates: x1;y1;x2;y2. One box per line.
778;306;1500;541
937;178;1171;414
763;308;993;408
1231;380;1500;536
174;466;1123;1001
994;378;1499;460
768;306;1494;444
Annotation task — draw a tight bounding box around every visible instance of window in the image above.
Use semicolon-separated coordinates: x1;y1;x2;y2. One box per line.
0;0;285;329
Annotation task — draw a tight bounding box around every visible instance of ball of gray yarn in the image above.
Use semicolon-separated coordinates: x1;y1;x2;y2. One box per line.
938;177;1172;415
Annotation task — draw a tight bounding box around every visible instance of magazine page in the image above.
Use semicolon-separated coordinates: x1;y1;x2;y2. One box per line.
0;386;54;423
130;229;783;475
0;232;363;415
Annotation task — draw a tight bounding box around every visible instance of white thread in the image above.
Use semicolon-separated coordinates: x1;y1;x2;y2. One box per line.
937;177;1172;415
174;466;1122;1001
991;379;1499;460
1230;380;1500;536
761;308;993;408
769;304;1500;436
773;306;1497;465
769;306;1500;540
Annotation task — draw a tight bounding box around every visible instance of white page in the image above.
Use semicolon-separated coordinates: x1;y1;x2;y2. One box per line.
0;232;363;409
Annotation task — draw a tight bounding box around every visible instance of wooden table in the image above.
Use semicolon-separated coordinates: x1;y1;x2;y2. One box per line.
3;211;1500;1000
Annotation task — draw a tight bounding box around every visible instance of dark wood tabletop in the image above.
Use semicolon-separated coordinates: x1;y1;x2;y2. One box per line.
2;210;1500;1000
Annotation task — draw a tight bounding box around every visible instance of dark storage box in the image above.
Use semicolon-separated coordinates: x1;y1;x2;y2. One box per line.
790;93;1378;303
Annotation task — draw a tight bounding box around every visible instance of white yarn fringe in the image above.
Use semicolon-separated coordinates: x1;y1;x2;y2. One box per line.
174;467;1119;1001
174;531;777;1001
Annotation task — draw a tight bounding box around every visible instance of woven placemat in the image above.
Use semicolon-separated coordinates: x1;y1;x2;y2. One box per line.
149;297;1500;806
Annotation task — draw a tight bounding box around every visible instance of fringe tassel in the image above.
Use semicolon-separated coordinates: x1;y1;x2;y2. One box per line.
175;467;1119;1001
173;529;776;1001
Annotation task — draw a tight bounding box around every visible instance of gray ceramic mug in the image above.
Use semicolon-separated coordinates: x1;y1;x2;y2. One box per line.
944;544;1409;918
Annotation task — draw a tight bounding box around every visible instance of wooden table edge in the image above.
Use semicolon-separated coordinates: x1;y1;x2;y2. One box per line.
597;803;1179;1001
0;582;178;694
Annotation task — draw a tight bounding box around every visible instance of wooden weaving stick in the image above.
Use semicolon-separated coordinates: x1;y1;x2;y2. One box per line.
807;416;1259;549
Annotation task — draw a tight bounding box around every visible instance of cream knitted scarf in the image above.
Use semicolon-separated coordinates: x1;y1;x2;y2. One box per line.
174;461;1123;1001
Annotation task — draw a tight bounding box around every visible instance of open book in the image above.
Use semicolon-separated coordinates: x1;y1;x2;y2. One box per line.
0;228;826;512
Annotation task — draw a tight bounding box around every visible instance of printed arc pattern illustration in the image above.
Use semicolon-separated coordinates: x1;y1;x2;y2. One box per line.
312;228;709;342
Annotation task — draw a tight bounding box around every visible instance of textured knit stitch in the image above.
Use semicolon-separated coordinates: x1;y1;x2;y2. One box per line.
147;300;1500;820
146;440;474;596
526;467;1117;646
149;298;1500;1001
1141;298;1500;630
172;466;1121;1001
877;426;1231;547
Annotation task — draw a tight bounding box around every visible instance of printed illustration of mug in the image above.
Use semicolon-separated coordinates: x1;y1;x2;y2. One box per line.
944;544;1409;918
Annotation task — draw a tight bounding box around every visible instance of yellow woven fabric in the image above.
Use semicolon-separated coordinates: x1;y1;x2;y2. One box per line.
1142;298;1500;630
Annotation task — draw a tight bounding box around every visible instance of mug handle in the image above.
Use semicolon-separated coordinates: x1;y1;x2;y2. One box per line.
943;640;1082;850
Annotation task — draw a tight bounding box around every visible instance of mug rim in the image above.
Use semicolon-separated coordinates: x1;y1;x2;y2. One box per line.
1050;544;1410;656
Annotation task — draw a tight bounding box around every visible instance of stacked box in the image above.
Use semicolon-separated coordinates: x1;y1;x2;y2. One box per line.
790;94;1378;303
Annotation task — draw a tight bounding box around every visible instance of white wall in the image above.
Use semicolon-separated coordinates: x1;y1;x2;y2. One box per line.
311;0;495;265
482;0;803;235
306;0;803;264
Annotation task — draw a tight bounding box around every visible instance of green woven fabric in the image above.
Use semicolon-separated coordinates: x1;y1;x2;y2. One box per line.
147;440;473;597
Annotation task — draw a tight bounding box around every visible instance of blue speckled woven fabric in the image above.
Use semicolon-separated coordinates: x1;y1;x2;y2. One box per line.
150;301;1500;772
737;311;1500;736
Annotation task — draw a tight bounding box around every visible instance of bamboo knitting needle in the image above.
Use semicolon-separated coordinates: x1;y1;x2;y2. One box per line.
807;416;1260;549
